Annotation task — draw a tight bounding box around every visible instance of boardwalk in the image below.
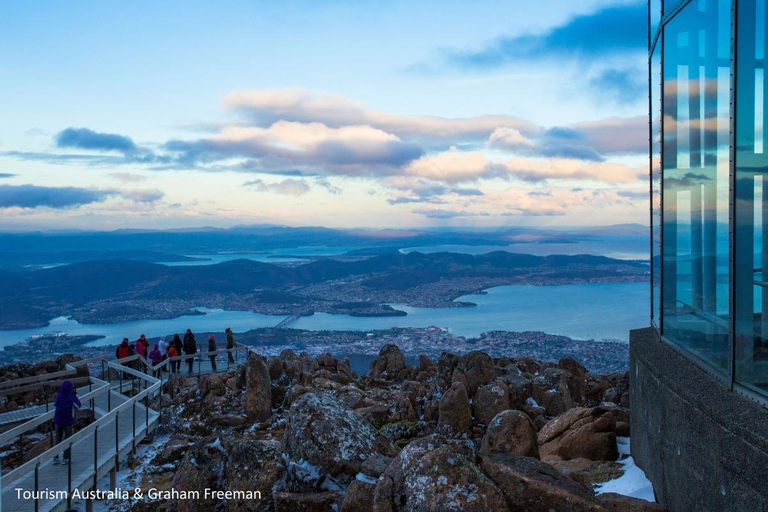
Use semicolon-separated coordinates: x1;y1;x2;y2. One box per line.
0;345;250;512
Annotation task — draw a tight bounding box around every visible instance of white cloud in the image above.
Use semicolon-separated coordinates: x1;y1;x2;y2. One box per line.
222;88;537;142
243;178;311;196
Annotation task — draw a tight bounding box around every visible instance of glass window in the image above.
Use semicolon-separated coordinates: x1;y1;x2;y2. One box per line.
651;0;662;46
652;44;662;327
662;0;731;373
663;0;679;17
735;0;768;396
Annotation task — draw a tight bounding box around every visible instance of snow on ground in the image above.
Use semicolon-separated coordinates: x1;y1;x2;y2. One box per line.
595;437;656;503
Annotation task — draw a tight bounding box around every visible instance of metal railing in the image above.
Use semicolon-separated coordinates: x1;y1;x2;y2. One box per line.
0;343;250;512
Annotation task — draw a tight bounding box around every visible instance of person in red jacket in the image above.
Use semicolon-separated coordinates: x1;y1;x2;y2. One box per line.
116;338;134;379
167;344;179;373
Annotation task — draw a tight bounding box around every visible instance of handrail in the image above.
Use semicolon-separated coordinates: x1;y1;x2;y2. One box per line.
2;363;160;487
0;376;91;398
0;369;77;390
0;379;110;446
0;341;251;509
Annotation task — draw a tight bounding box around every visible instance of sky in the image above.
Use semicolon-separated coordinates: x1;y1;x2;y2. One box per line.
0;0;649;231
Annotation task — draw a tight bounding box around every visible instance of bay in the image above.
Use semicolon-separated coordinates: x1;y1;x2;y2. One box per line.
0;282;649;349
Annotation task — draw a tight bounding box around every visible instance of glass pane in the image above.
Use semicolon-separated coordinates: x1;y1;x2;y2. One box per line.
662;0;731;373
651;0;662;45
735;0;768;396
663;0;678;17
652;44;662;327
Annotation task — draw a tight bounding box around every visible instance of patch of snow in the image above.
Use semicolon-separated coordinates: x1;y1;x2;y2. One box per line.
525;397;540;408
595;437;655;503
209;437;226;454
355;473;378;485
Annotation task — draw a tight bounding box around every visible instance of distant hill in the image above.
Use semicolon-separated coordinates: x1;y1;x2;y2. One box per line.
0;251;649;329
0;224;648;270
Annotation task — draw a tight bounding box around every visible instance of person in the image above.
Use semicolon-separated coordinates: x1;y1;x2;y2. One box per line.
158;336;169;372
208;334;217;372
158;336;168;356
53;380;81;465
167;344;179;373
149;343;163;375
183;329;197;374
116;338;134;379
171;333;183;356
135;335;148;359
226;327;235;364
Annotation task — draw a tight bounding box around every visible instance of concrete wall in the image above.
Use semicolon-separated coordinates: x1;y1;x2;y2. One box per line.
630;328;768;512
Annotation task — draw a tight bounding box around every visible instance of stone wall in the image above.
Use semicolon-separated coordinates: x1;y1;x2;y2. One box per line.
630;327;768;512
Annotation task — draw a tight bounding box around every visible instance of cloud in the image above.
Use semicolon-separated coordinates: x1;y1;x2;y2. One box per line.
222;88;536;144
404;147;491;182
120;189;165;203
0;184;164;209
447;4;646;68
411;208;485;219
565;116;648;154
616;189;649;200
55;127;137;153
243;178;311;196
109;172;147;183
487;127;536;150
167;121;424;174
0;173;15;179
0;184;114;209
498;156;640;183
589;68;646;104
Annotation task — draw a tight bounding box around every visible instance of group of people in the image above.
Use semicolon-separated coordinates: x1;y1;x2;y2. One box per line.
115;327;237;375
49;328;237;467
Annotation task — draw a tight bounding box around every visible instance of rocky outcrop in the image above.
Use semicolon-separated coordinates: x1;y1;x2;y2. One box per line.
479;453;604;512
367;344;407;380
226;440;285;511
111;347;646;512
245;351;272;422
438;381;472;435
283;392;398;480
459;350;496;396
168;436;230;512
373;435;508;512
472;380;511;425
538;407;619;461
480;410;539;458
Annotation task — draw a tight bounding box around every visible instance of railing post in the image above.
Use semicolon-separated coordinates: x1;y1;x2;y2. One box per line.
67;441;73;508
132;401;136;454
114;411;120;480
34;461;40;512
145;395;149;433
90;424;98;512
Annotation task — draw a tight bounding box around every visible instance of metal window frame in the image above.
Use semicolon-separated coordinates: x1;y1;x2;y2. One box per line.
651;0;768;407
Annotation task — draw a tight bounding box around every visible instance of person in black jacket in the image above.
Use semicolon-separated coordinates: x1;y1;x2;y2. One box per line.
226;328;235;363
183;329;197;374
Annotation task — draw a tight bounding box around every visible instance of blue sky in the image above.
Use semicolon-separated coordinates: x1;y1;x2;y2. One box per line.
0;0;648;230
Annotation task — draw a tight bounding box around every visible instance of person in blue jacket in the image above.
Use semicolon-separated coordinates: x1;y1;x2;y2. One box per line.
53;380;81;465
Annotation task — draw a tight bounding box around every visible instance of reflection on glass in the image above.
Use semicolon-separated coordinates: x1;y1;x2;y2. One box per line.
662;0;731;373
735;0;768;395
652;44;661;326
663;0;678;17
651;0;662;45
